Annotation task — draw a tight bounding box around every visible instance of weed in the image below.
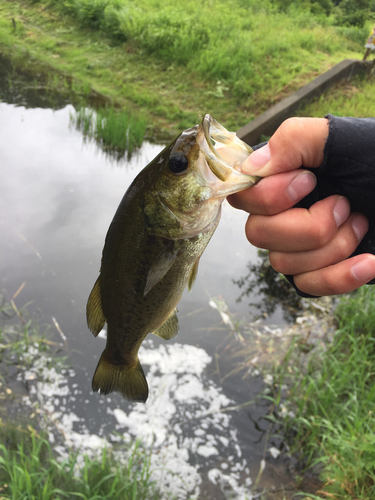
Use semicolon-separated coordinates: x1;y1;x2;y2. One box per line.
0;424;159;499
297;73;375;118
70;106;147;158
273;286;375;499
0;300;161;500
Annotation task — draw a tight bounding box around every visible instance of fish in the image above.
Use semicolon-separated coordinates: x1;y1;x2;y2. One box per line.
86;114;260;403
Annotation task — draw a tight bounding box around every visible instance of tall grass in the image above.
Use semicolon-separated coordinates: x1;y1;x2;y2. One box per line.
43;0;367;99
0;302;161;500
276;286;375;499
71;106;147;158
297;73;375;118
0;425;159;500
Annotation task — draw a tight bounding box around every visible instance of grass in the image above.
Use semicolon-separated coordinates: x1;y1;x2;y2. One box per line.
70;106;147;158
297;71;375;118
0;425;159;500
0;301;162;500
270;286;375;499
45;0;370;100
0;0;370;137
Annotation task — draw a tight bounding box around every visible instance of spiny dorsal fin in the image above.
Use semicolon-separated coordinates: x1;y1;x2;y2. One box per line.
153;309;179;340
188;258;200;292
144;242;177;296
86;276;106;337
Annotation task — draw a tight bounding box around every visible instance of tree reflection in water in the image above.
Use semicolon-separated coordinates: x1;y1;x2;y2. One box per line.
234;249;304;323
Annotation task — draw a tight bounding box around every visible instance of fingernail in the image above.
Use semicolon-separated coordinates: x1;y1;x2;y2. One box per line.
242;143;271;174
351;257;375;282
333;197;350;227
351;215;369;242
287;171;317;203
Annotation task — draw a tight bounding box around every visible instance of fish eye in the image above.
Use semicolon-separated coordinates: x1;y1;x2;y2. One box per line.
168;154;189;175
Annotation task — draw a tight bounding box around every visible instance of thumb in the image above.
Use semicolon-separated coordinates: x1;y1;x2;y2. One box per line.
241;117;329;177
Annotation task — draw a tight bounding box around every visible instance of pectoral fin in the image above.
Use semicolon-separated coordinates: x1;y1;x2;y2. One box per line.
144;243;177;296
86;276;106;336
188;258;200;292
153;309;179;340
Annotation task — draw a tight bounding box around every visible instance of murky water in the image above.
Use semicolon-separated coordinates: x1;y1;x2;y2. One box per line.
0;90;290;498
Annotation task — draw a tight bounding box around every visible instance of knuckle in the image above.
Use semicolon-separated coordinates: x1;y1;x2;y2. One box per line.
311;222;333;248
319;268;340;295
335;235;353;261
269;252;289;274
278;117;303;138
246;218;266;248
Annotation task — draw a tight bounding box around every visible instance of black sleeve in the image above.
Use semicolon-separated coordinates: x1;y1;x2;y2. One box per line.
283;114;375;295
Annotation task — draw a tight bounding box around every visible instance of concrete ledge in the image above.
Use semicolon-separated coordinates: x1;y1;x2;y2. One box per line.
237;59;372;146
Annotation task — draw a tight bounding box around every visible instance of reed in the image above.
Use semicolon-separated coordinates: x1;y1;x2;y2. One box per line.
272;286;375;499
71;106;147;158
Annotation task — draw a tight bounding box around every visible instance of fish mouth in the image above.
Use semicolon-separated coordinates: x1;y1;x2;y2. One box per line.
200;114;261;196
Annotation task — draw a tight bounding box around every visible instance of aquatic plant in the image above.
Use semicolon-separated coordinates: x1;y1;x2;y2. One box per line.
71;106;147;158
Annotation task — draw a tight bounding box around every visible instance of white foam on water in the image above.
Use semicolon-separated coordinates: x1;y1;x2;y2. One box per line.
17;340;254;499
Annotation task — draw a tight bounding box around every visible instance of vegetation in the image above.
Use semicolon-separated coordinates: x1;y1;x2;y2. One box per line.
0;426;159;500
234;249;305;322
297;72;375;118
0;303;161;500
269;286;375;499
70;106;147;158
1;0;375;498
0;0;372;138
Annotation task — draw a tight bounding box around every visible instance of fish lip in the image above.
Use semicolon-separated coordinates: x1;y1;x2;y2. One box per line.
202;114;217;158
202;114;227;179
200;114;261;194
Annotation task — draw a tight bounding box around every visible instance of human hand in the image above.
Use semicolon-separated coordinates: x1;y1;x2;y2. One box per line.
228;117;375;296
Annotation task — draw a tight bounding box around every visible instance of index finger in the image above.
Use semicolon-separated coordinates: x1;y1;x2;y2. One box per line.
241;117;329;178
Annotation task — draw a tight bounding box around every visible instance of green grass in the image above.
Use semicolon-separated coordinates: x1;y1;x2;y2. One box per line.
297;72;375;118
44;0;370;100
273;286;375;499
0;0;370;137
0;425;159;500
0;302;162;500
70;106;147;158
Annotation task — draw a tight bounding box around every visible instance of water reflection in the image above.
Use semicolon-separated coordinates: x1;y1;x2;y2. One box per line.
0;100;273;497
234;249;304;323
0;54;71;109
0;76;306;497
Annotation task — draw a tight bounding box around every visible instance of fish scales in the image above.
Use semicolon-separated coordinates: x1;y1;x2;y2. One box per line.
87;115;260;402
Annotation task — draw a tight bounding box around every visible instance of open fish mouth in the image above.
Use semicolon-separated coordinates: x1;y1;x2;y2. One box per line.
200;114;261;195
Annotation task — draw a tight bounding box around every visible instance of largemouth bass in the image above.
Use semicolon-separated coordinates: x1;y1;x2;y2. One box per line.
87;114;260;402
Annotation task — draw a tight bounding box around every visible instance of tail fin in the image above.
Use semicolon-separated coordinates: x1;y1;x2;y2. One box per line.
92;350;148;403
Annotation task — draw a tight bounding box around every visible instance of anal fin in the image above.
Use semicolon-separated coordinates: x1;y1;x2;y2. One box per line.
86;276;106;337
188;258;200;292
153;309;179;340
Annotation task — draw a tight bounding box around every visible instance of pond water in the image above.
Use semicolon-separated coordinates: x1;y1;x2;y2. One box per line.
0;95;292;498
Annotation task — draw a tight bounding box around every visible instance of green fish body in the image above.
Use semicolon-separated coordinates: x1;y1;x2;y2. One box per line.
87;115;260;402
